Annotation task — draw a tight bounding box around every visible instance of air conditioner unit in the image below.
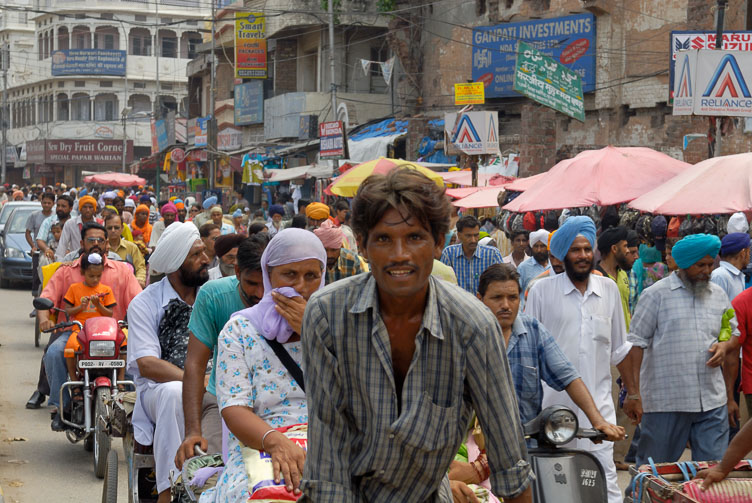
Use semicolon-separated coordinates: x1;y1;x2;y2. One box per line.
298;114;318;140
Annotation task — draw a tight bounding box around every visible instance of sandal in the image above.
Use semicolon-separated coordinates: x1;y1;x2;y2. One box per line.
71;386;83;402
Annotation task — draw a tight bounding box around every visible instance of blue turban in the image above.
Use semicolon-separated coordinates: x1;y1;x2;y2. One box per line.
232;208;243;218
202;195;217;209
79;188;88;196
269;204;285;217
139;194;151;203
549;215;597;261
671;233;721;269
720;232;751;256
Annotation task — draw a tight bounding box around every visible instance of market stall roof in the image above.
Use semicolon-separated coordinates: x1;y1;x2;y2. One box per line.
439;171;514;186
503;146;691;212
329;157;443;197
83;172;147;187
628;152;752;215
265;164;334;183
445;187;483;199
452;186;506;209
504;172;546;192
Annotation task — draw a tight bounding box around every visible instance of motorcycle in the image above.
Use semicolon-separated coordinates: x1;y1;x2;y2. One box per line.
524;405;609;503
33;297;133;479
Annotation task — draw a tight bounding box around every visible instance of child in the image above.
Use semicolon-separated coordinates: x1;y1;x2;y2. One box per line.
38;221;62;282
62;253;117;391
131;227;150;259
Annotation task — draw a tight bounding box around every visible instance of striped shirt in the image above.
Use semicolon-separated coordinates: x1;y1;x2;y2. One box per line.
300;274;533;502
440;243;503;294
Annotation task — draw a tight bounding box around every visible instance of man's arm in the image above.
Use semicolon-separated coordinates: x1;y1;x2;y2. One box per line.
176;334;212;469
131;246;147;287
299;297;357;502
565;378;624;441
55;221;73;261
723;336;741;428
467;316;533;501
25;213;36;248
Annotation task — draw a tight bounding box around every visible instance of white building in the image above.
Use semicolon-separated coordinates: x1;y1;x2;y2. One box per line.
1;0;210;185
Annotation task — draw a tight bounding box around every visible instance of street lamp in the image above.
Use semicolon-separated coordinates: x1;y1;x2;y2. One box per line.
121;106;132;173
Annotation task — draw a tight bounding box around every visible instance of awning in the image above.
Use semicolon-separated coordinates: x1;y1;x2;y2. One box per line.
265;164;334;182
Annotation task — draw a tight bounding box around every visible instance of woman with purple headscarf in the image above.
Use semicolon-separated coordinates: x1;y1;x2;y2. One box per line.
200;228;326;503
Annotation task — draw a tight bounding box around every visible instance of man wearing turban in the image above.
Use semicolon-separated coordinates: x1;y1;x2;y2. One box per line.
127;222;211;503
191;195;217;230
266;204;285;237
56;195;102;261
131;204;154;246
305;202;330;229
313;220;367;284
628;233;737;474
517;228;551;294
526;216;638;503
711;233;751;303
149;202;179;249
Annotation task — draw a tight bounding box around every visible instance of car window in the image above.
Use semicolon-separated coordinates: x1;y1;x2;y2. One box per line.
0;203;38;225
6;209;37;234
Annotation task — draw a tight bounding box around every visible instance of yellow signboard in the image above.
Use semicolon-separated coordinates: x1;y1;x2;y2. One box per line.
235;12;266;78
454;82;485;105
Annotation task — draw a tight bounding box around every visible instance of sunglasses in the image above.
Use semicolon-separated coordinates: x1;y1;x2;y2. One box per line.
86;237;106;243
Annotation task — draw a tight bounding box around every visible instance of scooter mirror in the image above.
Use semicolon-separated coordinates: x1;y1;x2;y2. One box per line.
33;297;54;310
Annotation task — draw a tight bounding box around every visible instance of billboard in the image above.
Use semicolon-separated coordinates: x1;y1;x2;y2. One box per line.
25;140;133;165
319;121;346;159
444;112;500;155
235;12;267;78
472;13;595;98
235;81;264;125
51;49;126;76
454;82;485;105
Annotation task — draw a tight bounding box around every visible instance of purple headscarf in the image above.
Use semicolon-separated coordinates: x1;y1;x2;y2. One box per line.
233;228;326;342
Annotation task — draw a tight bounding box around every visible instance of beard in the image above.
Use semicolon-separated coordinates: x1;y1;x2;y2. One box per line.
56;210;69;220
179;263;209;287
533;250;549;264
219;261;235;277
677;269;711;297
564;254;594;282
615;251;632;271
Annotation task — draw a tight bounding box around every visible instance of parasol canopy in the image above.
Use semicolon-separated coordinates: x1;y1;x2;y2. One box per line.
504;172;546;192
329;157;443;197
452;186;506;209
503;146;690;212
83;172;147;187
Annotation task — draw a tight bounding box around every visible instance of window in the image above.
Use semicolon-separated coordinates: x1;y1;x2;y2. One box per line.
187;36;201;59
130;28;151;56
71;93;90;121
57;81;64;88
134;14;147;22
100;13;113;19
133;82;146;89
57;93;69;121
160;32;177;58
74;80;85;87
99;81;113;87
94;94;117;121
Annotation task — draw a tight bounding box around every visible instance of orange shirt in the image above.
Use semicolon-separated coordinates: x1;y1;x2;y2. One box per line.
130;221;153;246
63;282;117;355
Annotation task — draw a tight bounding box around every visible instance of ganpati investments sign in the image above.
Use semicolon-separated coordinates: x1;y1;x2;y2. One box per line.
235;12;266;78
25;139;134;165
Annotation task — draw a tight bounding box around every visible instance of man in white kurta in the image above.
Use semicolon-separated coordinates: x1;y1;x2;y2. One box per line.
526;216;638;503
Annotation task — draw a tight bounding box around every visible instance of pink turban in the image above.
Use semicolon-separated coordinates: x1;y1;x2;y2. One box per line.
313;220;344;249
160;202;178;215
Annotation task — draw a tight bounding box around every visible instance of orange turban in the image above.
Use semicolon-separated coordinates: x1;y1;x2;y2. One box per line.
78;195;97;210
305;202;330;220
135;204;150;215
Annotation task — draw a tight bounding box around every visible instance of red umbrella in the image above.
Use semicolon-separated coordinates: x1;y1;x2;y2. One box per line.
83;172;147;187
504;172;546;192
452;186;505;209
503;146;690;212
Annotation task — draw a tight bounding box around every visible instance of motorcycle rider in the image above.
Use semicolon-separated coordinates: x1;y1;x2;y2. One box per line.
175;233;269;469
36;222;142;430
126;222;210;503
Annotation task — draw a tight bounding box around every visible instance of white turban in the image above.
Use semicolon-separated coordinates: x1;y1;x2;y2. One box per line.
728;212;749;234
529;229;550;247
478;236;493;247
149;222;201;274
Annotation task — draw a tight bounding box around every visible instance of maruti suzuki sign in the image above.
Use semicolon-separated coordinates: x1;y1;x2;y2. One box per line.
672;49;752;117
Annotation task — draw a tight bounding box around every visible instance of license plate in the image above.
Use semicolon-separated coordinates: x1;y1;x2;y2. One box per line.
79;360;124;368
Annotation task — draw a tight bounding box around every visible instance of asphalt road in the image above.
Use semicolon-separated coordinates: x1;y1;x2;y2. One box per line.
0;283;129;502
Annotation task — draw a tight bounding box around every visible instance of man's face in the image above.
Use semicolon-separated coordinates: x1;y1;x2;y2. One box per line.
458;225;480;255
307;217;326;229
41;197;54;213
211;211;223;225
177;208;187;222
564;236;594;282
685;256;715;283
178;240;210;287
550;255;565;274
236;268;264;305
220;247;238;267
81;229;107;255
80;203;95;220
163;212;177;227
189;206;200;219
532;242;548;264
135;211;148;226
626;246;639;269
202;229;221;256
268;259;323;300
114;200;124;214
105;218;122;242
479;280;520;333
512;233;529;254
325;247;340;270
272;213;282;223
611;240;631;270
361;208;437;300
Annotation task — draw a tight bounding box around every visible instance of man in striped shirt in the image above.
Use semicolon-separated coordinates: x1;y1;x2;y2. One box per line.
440;215;503;294
301;169;533;502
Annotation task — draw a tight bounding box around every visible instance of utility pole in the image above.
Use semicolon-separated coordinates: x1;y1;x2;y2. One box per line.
714;0;727;157
1;44;8;185
328;0;337;121
154;0;161;196
208;0;217;190
122;61;128;173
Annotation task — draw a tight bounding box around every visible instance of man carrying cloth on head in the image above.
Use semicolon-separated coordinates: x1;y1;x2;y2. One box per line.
56;195;102;261
526;216;639;503
313;220;367;285
192;196;217;230
628;233;738;469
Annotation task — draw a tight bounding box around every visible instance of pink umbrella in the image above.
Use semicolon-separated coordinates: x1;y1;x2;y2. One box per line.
452;186;505;209
440;171;513;187
83;172;147;187
503;146;691;212
446;187;483;199
504;172;546;192
629;152;752;215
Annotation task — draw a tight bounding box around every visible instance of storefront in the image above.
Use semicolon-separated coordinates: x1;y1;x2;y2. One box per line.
26;139;134;186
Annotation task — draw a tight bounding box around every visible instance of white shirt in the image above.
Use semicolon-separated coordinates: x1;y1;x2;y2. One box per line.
56;215;92;261
525;272;631;451
207;264;222;281
711;260;746;302
502;252;530;268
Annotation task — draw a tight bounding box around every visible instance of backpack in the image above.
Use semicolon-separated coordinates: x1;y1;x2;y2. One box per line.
667;216;682;237
523;212;537;231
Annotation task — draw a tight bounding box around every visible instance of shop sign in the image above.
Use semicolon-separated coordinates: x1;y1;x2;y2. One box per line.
51;49;126;76
235;12;267;78
319;121;346;159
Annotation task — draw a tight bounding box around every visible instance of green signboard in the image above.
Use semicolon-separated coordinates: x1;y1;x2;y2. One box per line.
513;41;585;122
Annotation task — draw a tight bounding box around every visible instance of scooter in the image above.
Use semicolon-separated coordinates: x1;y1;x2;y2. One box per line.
33;297;133;479
524;405;609;503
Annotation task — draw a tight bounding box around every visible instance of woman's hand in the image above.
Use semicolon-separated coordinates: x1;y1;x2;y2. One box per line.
450;480;481;503
264;430;306;495
272;292;306;334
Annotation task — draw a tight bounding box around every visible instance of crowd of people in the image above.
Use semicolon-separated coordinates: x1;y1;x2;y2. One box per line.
11;167;752;502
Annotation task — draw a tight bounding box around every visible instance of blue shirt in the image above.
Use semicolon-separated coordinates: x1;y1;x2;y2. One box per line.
516;257;551;294
711;261;746;302
440;244;503;294
187;275;246;396
506;313;580;425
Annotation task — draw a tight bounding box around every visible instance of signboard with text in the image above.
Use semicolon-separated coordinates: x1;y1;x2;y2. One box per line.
194;116;211;147
454;82;485;105
444;111;500;155
234;81;264;125
51;49;126;76
23;140;133;165
513;41;585;122
235;12;267;78
319;121;346;159
472;13;595;98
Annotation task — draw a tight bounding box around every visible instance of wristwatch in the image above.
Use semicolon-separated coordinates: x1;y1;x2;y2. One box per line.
626;394;641;401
